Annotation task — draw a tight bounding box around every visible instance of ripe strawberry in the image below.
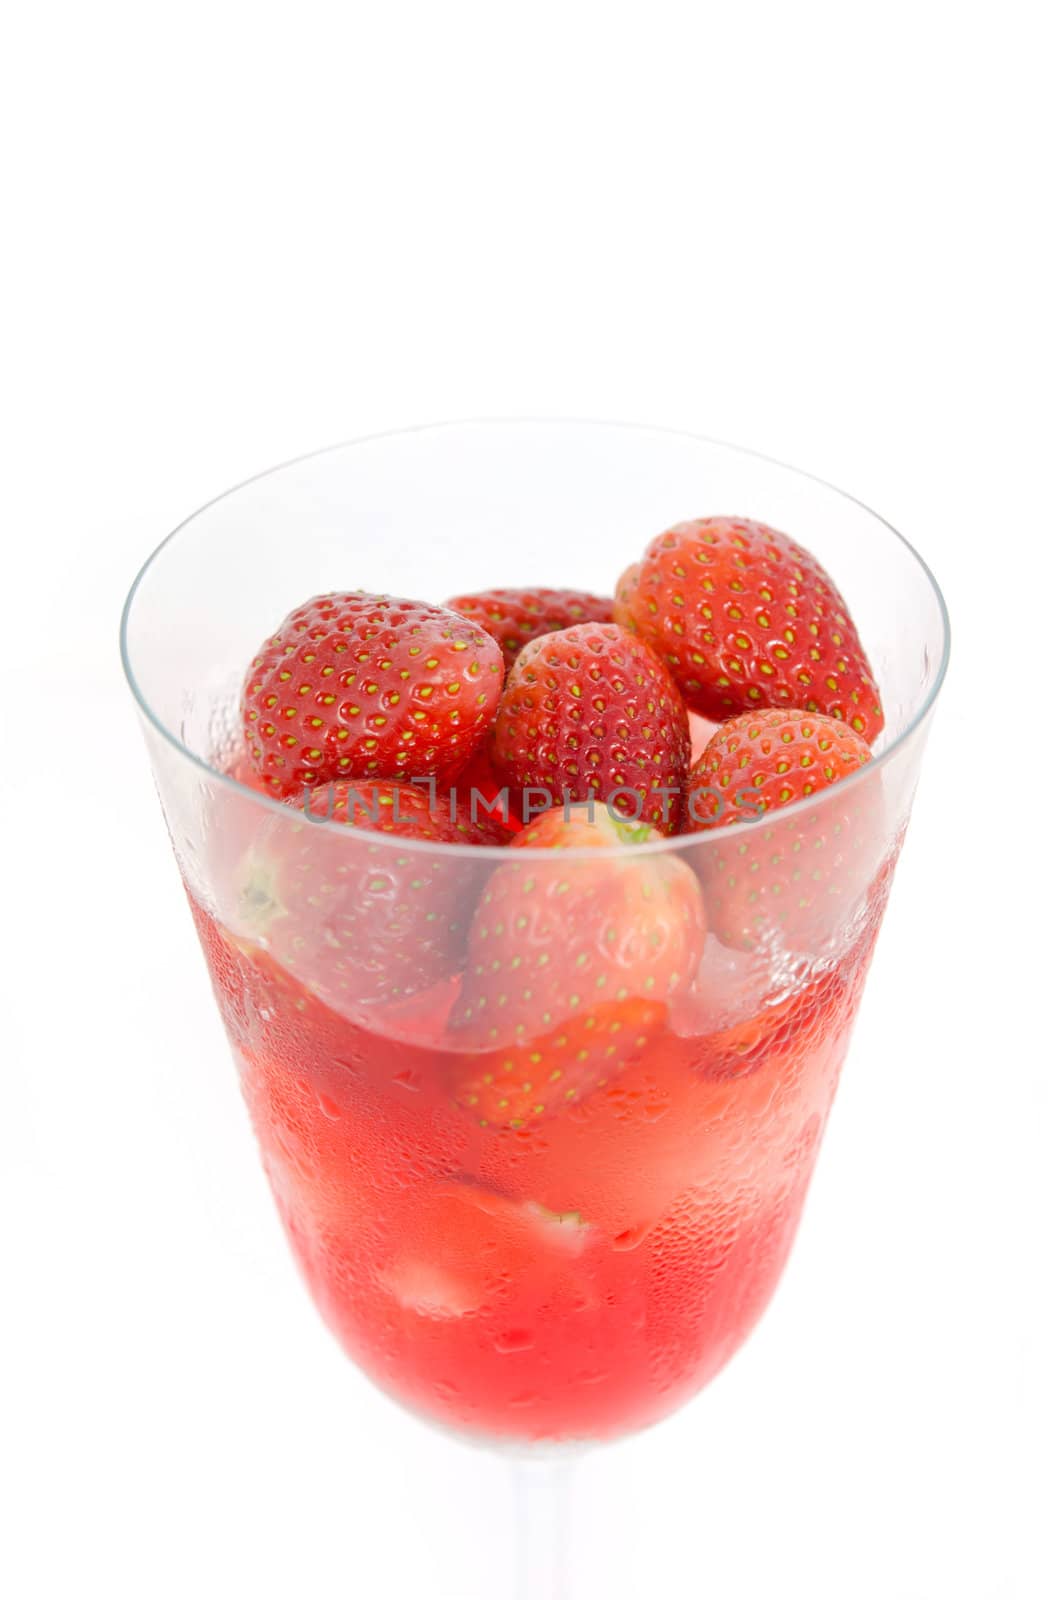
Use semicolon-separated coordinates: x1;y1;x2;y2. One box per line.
241;592;504;798
686;707;872;827
490;622;690;835
614;517;884;741
449;1000;666;1131
314;779;509;845
447;806;705;1126
685;709;880;953
446;586;614;669
236;780;509;1014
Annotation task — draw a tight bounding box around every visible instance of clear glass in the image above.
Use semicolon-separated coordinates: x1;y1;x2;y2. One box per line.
121;421;948;1592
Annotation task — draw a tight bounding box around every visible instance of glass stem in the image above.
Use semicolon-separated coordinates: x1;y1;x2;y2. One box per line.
512;1453;576;1600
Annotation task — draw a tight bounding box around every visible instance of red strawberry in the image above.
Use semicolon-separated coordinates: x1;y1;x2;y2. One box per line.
490;622;690;835
241;592;504;798
449;1000;666;1131
446;586;614;669
614;517;884;742
314;778;509;845
447;806;705;1126
686;707;872;826
235;780;509;1014
453;805;705;1041
685;709;880;953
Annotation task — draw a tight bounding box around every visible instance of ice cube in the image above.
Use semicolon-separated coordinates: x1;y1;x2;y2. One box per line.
670;933;779;1038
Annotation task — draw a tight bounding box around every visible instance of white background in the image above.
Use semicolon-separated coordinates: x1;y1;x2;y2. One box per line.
2;3;1057;1596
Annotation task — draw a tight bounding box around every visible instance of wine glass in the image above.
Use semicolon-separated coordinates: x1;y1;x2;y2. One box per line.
121;421;948;1595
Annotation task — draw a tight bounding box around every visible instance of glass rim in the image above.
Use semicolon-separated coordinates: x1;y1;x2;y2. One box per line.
119;417;951;862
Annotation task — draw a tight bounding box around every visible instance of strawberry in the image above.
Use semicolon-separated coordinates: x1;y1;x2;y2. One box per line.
447;806;705;1126
310;778;509;845
235;780;509;1014
490;622;690;835
686;707;872;827
446;586;614;669
379;1180;591;1318
452;805;705;1042
241;592;504;798
450;1000;667;1131
613;517;884;741
685;710;880;953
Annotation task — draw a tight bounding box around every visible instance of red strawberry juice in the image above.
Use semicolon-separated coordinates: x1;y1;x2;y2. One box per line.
190;892;879;1443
